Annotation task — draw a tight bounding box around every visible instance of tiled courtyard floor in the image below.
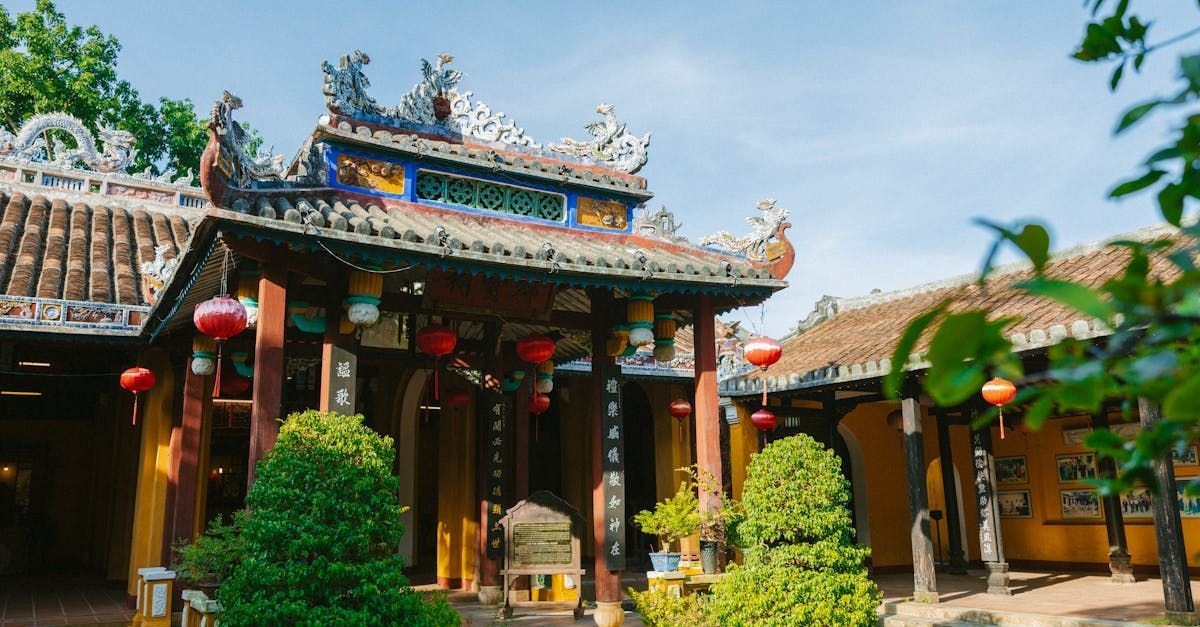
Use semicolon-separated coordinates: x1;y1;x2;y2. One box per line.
3;568;1198;625
875;568;1200;623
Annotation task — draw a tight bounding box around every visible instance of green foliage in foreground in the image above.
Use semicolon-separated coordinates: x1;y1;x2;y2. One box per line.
632;436;879;627
215;411;457;627
885;1;1200;501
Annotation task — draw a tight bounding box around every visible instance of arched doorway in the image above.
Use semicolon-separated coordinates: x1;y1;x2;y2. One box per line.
622;382;657;570
925;458;968;566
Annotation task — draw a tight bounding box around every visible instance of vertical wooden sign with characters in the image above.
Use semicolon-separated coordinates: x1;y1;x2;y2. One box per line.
601;365;626;571
324;345;357;413
485;392;509;559
971;427;1003;563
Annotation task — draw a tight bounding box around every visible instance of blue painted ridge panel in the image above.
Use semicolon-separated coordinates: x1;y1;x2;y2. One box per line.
322;144;634;233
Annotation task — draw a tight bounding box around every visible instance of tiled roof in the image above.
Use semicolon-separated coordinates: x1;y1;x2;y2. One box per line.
0;163;202;336
722;223;1180;397
213;192;785;293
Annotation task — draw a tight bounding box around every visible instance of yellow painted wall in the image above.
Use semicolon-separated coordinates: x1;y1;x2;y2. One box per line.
435;383;477;587
729;404;759;502
991;414;1200;568
126;349;176;594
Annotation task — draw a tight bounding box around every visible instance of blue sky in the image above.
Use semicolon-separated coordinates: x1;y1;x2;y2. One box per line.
10;1;1197;336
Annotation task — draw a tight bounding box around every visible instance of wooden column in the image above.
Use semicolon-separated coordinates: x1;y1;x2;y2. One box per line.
589;288;623;627
693;295;722;519
970;416;1011;595
933;409;967;574
163;359;211;566
247;264;286;489
1138;398;1195;618
1094;411;1134;583
901;397;938;603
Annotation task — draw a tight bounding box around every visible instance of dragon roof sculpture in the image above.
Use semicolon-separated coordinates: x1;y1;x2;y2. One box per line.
319;51;650;173
0;113;136;173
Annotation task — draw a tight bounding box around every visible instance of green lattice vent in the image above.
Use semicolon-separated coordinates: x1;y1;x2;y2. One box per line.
415;170;565;221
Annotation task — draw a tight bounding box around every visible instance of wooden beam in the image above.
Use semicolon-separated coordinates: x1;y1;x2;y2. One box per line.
933;408;967;574
248;264;287;489
222;235;339;283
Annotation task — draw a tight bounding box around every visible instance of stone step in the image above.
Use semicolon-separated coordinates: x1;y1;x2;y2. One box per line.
880;601;1168;627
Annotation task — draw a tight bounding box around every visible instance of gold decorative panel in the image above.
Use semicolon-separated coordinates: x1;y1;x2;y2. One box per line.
336;154;405;195
576;197;628;230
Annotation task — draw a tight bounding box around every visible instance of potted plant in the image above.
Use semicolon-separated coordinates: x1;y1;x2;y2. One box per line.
682;465;741;574
633;481;700;572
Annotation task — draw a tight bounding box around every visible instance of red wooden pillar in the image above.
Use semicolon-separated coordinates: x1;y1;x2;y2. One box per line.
514;384;530;501
247;264;286;489
590;288;622;626
693;295;722;517
162;358;211;566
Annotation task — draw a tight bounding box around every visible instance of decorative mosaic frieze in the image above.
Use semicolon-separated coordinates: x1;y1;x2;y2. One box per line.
335;154;405;195
549;104;650;174
140;245;180;304
632;206;687;243
699;198;791;261
0;295;148;332
576;197;628;230
414;169;564;221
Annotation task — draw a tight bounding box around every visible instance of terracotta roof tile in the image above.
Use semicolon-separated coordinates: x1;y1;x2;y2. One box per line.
726;225;1181;395
0;193;191;308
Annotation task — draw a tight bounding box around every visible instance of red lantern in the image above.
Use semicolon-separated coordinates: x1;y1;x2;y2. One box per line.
194;295;248;397
668;398;692;441
119;367;156;426
982;377;1018;440
417;324;458;400
194;295;248;341
750;408;777;432
416;324;458;357
529;392;551;415
744;336;783;405
220;371;251;397
516;333;556;365
444;389;471;410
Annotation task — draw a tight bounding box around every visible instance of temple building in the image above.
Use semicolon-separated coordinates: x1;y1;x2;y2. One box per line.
721;225;1197;617
0;52;792;625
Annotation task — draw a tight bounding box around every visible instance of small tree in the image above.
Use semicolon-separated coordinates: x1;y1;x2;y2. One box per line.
633;481;700;552
216;410;457;626
706;435;880;626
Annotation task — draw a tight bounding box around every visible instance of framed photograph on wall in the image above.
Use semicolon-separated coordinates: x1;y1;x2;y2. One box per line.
1056;453;1097;483
997;490;1033;518
1119;486;1153;518
1060;489;1101;519
1062;427;1089;446
995;456;1029;485
1172;445;1198;467
1178;477;1200;518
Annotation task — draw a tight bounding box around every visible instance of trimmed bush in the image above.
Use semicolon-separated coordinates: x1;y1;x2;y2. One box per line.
706;434;880;626
628;587;708;627
216;410;457;626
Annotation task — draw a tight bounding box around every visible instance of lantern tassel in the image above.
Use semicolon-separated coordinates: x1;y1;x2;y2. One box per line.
131;393;139;426
212;343;224;398
999;406;1005;440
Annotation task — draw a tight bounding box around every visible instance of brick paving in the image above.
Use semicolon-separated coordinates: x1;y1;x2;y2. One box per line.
0;577;130;626
876;569;1200;623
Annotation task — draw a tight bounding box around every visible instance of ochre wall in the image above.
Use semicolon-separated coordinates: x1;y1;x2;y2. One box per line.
434;381;477;589
126;349;177;594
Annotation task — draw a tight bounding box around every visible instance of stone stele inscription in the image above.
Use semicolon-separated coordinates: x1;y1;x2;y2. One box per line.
511;521;573;568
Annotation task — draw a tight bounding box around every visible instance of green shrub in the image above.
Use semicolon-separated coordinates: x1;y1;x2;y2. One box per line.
706;434;880;627
173;510;245;587
216;410;457;626
633;481;701;552
628;587;709;627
